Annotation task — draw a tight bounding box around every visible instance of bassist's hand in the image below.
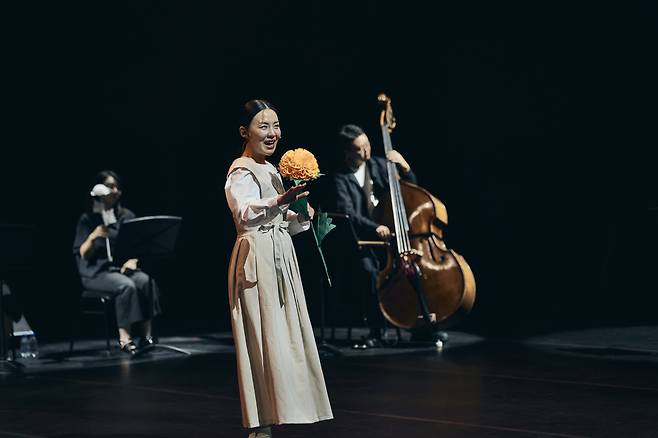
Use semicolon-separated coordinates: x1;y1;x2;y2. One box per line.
376;225;391;240
387;150;411;173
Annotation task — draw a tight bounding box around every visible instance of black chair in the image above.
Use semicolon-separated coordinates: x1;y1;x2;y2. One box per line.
69;255;118;355
69;286;118;356
324;212;400;343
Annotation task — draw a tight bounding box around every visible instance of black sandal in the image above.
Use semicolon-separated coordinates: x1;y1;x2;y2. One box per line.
139;335;156;349
119;340;137;355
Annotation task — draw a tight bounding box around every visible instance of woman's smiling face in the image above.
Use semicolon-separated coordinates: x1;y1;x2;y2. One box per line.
242;108;281;161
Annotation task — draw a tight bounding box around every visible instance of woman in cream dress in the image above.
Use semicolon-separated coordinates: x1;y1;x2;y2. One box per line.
224;100;333;438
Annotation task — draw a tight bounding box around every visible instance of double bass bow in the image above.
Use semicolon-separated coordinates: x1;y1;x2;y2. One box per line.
372;93;476;339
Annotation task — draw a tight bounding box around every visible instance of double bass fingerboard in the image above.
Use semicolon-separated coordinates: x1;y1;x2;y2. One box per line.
380;122;411;254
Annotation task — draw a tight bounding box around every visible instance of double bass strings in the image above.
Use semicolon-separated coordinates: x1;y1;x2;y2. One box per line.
381;123;410;253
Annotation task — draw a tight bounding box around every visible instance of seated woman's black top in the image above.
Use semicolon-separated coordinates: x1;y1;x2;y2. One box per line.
72;207;136;279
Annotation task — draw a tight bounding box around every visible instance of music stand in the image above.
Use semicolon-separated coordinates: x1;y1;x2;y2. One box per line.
0;224;35;374
316;263;343;357
314;213;373;357
325;213;405;347
114;215;190;356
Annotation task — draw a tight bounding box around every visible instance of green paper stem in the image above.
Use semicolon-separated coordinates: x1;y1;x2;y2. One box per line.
310;221;332;287
284;178;335;286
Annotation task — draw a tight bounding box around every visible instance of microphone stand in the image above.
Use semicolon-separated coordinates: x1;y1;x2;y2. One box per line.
1;279;24;374
312;216;342;357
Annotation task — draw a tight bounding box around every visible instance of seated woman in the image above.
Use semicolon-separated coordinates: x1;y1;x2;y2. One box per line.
72;170;162;355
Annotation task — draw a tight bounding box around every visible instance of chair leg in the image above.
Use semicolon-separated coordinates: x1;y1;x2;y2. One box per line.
101;298;112;354
69;300;83;354
10;336;17;360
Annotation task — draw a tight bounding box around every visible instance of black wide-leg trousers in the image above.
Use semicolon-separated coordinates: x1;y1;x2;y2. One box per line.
82;270;162;329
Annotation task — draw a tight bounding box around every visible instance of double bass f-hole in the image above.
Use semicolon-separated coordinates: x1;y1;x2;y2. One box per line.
373;93;476;334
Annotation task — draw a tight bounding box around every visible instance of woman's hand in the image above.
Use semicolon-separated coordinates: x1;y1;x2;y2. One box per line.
120;258;138;274
305;203;315;220
90;225;108;240
277;184;309;206
80;225;108;258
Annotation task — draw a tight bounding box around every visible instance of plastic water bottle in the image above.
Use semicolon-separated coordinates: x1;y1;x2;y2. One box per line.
19;335;39;359
27;335;39;358
19;336;30;358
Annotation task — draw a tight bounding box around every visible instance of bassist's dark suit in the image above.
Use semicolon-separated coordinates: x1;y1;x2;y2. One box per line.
332;156;416;337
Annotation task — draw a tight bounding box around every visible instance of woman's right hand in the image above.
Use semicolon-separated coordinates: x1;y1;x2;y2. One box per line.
90;225;108;240
277;184;309;206
80;225;108;259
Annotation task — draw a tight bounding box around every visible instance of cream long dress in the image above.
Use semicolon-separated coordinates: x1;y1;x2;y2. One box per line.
224;156;333;428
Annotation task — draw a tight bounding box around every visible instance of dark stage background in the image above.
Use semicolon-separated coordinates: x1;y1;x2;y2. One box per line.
3;2;656;342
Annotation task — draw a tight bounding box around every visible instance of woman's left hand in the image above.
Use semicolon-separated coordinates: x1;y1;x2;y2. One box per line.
120;258;138;274
307;204;315;220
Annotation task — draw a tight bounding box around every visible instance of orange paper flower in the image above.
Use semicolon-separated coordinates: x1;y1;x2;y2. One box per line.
278;148;321;181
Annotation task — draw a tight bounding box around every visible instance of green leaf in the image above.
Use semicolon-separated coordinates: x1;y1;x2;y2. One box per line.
314;210;337;246
288;197;309;218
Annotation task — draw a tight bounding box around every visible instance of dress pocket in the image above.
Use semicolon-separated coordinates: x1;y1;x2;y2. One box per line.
229;237;258;308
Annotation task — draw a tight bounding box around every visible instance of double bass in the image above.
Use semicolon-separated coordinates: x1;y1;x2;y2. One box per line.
372;94;476;338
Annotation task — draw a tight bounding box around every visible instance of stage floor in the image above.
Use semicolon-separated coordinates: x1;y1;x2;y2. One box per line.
1;326;657;437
